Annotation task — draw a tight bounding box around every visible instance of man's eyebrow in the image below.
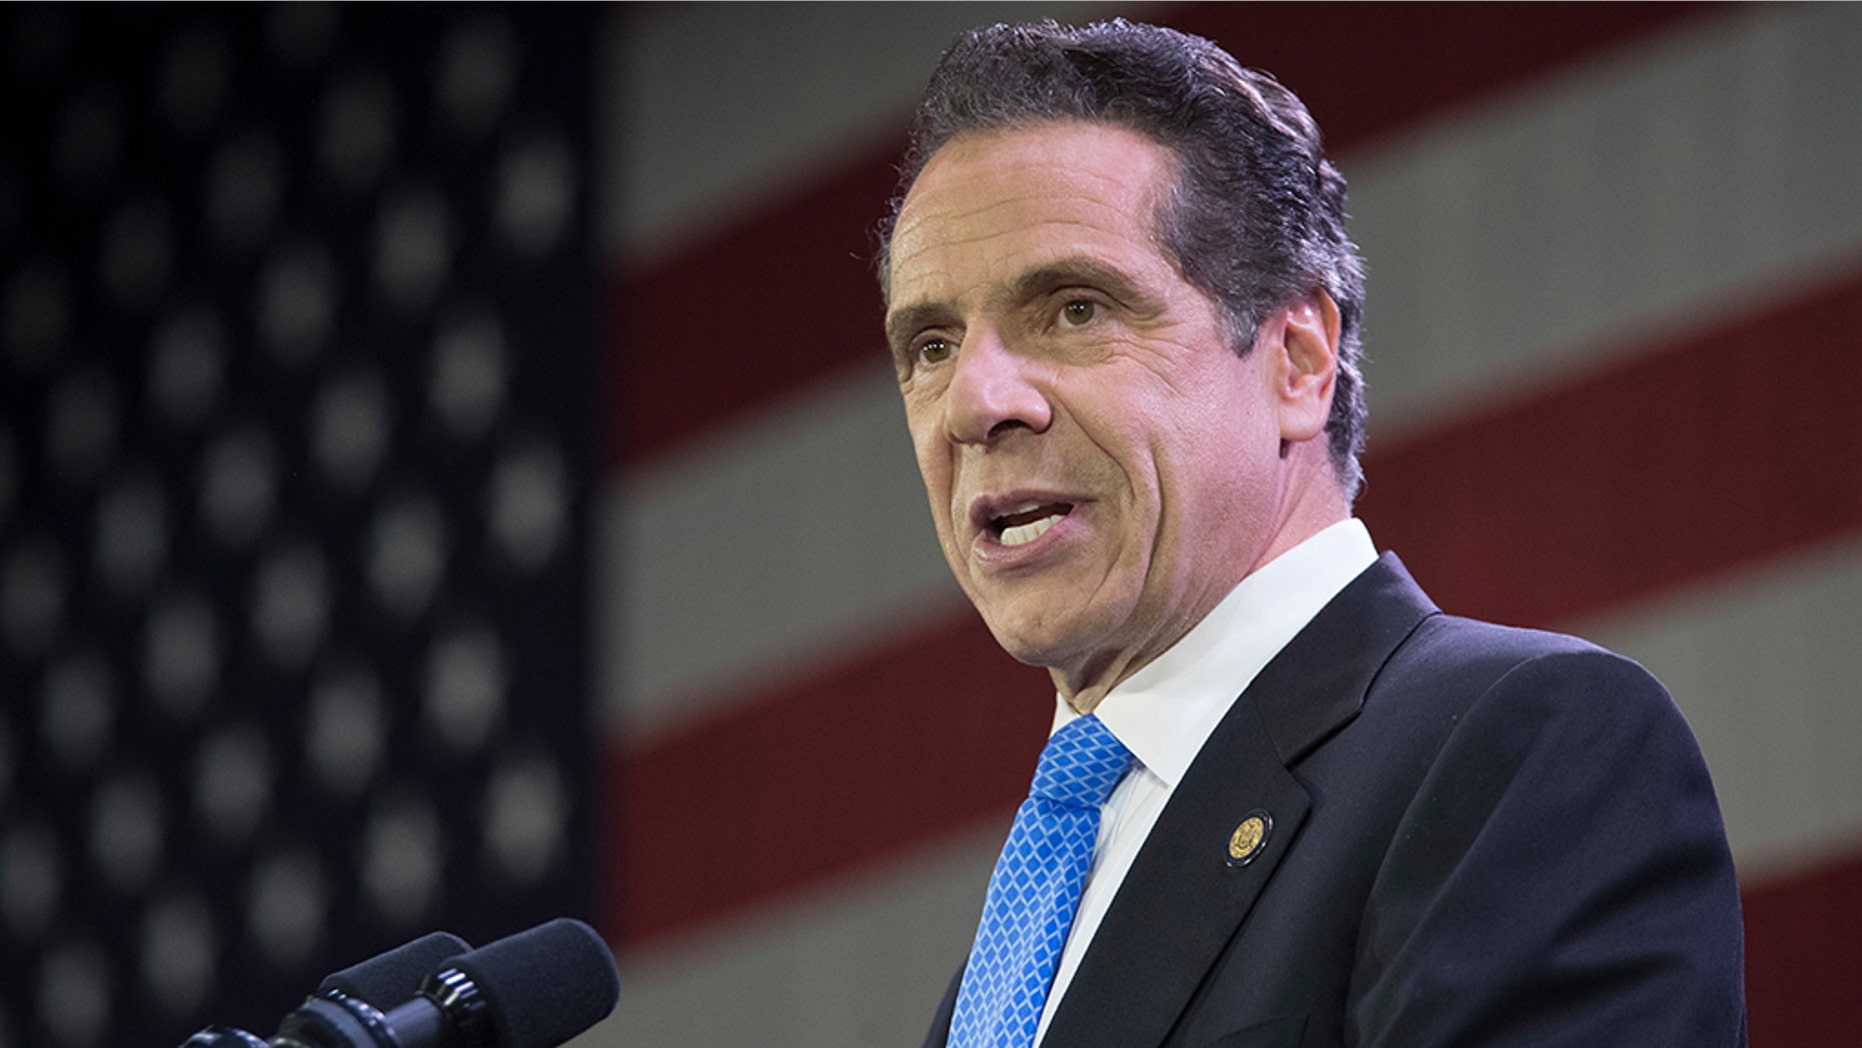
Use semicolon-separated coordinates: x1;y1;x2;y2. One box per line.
883;255;1156;352
1008;256;1149;305
884;301;955;354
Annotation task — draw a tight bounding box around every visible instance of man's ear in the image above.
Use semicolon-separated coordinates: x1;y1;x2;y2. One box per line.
1271;288;1340;443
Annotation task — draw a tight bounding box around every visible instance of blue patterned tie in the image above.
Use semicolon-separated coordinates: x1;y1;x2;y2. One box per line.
950;713;1134;1048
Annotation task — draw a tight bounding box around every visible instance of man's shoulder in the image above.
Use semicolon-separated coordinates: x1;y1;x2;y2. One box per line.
1397;609;1619;673
1323;555;1687;749
1330;552;1634;684
1372;609;1684;748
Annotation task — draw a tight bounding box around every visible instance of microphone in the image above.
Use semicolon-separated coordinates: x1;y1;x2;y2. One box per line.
442;918;620;1048
181;932;473;1048
180;918;620;1048
316;931;472;1009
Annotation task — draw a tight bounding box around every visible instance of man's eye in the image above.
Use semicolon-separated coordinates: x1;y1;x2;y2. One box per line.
918;338;954;364
1061;299;1097;326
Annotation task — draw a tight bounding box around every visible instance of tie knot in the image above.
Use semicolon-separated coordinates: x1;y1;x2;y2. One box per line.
1030;714;1133;809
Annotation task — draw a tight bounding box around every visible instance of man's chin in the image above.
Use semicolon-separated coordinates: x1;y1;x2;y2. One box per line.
977;603;1107;678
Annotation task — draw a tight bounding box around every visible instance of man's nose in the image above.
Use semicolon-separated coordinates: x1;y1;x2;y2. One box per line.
943;329;1053;445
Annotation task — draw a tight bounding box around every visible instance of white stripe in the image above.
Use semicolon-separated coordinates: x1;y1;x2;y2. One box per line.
1578;533;1862;884
605;3;1862;740
603;363;967;742
1350;1;1862;441
578;823;1003;1048
605;2;1129;268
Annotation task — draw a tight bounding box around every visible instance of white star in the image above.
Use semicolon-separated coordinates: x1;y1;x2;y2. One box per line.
425;623;505;754
497;133;575;257
246;848;327;967
139;893;216;1016
362;792;442;926
367;491;447;618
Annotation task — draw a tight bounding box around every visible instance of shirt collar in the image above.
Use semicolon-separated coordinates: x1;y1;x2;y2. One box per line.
1053;518;1378;788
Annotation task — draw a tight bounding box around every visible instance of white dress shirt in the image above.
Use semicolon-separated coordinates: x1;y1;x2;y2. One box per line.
1032;518;1379;1044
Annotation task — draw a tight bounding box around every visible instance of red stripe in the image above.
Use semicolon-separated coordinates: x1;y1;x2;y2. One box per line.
1354;266;1862;628
607;268;1862;950
1171;2;1713;157
609;147;902;469
606;613;1053;947
608;2;1717;469
1743;847;1862;1047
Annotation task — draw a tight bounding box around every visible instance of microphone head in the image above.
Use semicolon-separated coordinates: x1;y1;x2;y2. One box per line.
317;931;473;1009
446;918;620;1048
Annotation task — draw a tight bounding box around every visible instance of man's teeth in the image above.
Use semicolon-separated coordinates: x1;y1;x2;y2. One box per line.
999;513;1062;547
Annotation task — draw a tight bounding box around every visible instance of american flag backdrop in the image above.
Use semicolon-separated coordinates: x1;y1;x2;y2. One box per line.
5;4;1862;1048
1;5;596;1046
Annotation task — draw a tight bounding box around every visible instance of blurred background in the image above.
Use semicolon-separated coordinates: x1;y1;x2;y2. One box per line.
2;3;1858;1046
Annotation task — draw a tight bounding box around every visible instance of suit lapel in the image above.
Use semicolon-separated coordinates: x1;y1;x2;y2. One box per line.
1039;554;1438;1046
1045;694;1311;1047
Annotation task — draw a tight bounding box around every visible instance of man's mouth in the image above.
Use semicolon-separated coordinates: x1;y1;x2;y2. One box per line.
989;501;1074;547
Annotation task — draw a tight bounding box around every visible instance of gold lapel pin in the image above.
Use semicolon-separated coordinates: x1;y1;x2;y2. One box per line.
1225;810;1272;867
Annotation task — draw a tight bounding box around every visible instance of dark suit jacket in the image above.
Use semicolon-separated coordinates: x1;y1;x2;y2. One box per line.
925;554;1746;1047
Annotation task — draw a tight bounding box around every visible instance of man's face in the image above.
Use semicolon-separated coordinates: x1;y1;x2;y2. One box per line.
885;122;1321;704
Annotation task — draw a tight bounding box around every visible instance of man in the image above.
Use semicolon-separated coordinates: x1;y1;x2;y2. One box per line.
877;19;1745;1048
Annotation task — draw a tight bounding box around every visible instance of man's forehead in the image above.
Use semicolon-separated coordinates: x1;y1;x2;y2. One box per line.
902;121;1173;214
885;122;1177;295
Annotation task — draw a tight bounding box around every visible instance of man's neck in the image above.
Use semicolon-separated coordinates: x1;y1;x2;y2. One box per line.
1055;506;1354;714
